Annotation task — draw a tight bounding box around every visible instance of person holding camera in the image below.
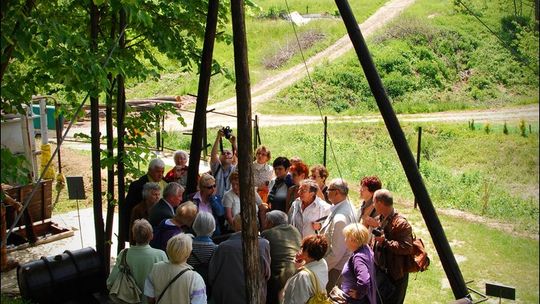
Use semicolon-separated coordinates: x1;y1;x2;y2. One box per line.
372;189;413;304
210;127;238;200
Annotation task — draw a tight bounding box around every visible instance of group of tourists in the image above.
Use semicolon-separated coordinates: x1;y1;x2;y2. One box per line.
109;129;415;304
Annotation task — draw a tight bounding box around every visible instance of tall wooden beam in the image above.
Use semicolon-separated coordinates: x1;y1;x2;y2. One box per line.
89;1;106;283
187;0;220;196
334;0;470;300
231;0;261;303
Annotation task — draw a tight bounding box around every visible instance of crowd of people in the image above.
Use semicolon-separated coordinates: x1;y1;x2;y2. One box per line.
110;129;415;304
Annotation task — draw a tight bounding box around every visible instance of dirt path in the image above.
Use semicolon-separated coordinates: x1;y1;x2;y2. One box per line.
161;103;539;133
209;0;416;114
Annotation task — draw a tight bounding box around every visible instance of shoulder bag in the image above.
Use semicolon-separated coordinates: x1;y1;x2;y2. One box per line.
109;248;143;304
302;267;333;304
406;233;430;273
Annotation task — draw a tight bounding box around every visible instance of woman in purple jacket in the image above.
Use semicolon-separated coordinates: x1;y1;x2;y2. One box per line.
340;223;377;304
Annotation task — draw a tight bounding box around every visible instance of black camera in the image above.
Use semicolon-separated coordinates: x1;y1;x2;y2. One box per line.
222;126;233;139
372;227;383;237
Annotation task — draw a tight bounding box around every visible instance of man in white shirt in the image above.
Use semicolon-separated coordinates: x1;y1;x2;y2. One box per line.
316;178;356;293
288;179;332;238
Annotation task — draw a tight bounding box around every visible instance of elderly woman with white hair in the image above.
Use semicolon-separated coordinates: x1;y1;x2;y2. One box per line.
145;233;207;304
129;182;162;244
187;211;218;293
164;150;189;187
107;219;168;304
261;210;302;304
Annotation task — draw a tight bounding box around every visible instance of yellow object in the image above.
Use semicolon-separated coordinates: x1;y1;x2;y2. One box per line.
55;173;66;191
40;144;56;180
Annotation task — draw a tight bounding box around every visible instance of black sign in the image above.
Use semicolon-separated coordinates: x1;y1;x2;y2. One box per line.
486;282;516;300
66;176;86;200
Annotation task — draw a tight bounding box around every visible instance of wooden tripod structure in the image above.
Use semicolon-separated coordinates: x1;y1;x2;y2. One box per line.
185;0;470;302
185;0;262;302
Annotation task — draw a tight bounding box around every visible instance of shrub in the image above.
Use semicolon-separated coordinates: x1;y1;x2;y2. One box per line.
382;71;417;98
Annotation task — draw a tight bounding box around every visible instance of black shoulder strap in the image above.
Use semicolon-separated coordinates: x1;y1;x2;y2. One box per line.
120;248;131;274
156;268;191;303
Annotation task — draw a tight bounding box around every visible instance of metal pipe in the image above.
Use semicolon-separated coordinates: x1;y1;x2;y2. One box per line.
334;0;470;300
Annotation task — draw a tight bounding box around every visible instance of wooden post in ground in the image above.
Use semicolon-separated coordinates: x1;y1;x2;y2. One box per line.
334;0;470;300
187;0;220;196
231;0;262;302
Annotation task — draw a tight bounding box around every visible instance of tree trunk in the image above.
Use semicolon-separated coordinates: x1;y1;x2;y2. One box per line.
187;0;220;196
116;7;127;254
231;1;262;303
103;10;118;276
89;1;106;286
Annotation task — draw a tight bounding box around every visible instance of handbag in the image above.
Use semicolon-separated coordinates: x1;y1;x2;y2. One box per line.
327;286;347;304
109;248;143;304
302;267;332;304
406;234;430;273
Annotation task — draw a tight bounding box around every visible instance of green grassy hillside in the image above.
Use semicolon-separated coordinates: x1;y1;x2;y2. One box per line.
259;0;539;115
125;0;387;102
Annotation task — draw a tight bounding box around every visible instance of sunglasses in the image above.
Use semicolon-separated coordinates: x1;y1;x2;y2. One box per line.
204;184;217;190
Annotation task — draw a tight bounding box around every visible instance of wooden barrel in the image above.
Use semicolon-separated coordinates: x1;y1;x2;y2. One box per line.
17;247;104;304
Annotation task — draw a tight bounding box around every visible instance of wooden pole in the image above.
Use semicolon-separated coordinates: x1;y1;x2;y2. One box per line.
253;115;258;152
323;116;327;167
414;126;422;209
334;0;470;300
231;0;262;303
54;101;62;172
187;0;220;196
90;1;106;283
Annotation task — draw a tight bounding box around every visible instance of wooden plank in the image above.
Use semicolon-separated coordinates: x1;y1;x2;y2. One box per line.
6;221;73;253
5;180;53;228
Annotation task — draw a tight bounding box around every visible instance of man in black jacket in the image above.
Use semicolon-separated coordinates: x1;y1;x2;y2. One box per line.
119;158;167;251
148;182;184;227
